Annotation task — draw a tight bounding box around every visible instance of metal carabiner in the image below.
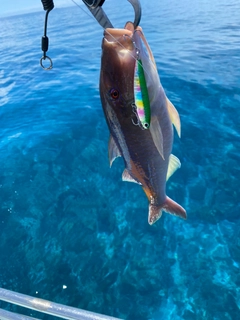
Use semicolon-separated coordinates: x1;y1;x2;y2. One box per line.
82;0;142;29
128;0;142;28
40;0;54;70
40;55;53;70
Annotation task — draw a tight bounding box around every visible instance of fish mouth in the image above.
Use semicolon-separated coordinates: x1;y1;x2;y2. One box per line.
104;28;133;42
103;28;135;52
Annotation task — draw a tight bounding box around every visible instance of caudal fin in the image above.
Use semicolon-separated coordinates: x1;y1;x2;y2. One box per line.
148;196;187;225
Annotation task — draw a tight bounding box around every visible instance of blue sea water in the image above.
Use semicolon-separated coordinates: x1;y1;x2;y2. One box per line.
0;0;240;319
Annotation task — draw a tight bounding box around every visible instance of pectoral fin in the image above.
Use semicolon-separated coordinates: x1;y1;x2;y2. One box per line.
166;98;181;138
108;135;121;167
166;154;181;181
149;115;165;160
122;169;141;185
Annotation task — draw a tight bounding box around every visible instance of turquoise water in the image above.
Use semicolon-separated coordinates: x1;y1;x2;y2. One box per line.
0;0;240;319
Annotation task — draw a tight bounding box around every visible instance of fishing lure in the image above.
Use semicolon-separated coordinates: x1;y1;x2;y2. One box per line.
133;58;151;129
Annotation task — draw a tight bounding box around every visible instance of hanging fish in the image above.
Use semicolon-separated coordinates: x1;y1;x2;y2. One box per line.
133;57;151;129
100;22;186;225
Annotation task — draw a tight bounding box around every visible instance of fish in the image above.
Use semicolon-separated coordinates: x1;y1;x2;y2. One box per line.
99;22;186;225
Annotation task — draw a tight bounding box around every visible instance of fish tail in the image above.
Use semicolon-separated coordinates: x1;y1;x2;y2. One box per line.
148;197;187;225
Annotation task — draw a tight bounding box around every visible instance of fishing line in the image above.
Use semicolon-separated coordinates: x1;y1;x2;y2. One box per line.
70;0;89;15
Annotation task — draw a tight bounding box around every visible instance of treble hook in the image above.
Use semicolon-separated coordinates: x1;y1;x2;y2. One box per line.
131;103;141;127
82;0;142;29
40;0;54;70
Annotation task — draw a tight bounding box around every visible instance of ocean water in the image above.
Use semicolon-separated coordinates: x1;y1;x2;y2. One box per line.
0;0;239;319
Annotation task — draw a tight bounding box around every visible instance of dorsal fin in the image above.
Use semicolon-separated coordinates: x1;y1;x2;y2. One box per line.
166;98;181;138
108;135;121;167
166;154;181;181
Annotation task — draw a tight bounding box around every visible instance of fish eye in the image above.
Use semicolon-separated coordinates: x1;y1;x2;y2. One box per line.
110;88;119;100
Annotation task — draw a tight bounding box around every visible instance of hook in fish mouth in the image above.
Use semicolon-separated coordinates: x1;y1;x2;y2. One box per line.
103;28;133;42
83;0;142;29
